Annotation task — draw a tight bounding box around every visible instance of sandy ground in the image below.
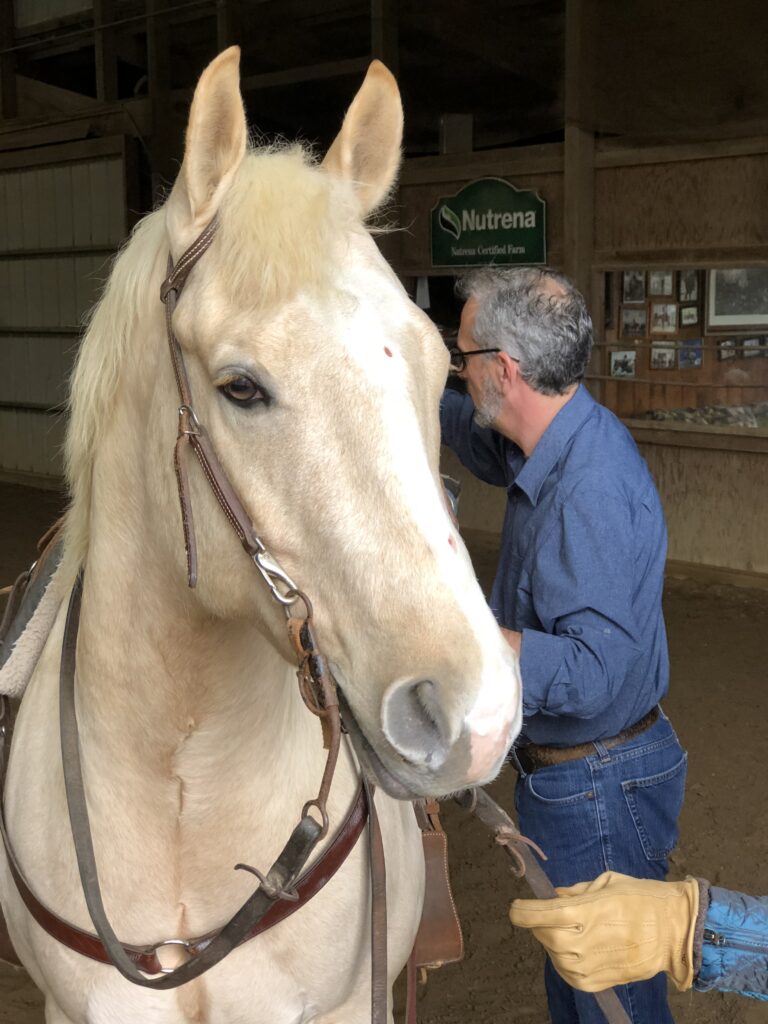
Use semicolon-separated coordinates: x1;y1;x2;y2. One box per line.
0;485;766;1023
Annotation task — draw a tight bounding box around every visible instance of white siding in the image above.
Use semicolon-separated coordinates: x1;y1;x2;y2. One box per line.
0;153;126;480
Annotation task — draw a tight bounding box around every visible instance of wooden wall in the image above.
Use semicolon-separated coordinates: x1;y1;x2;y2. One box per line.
594;151;768;264
635;425;768;583
411;138;768;585
0;137;130;483
397;146;565;277
396;139;768;276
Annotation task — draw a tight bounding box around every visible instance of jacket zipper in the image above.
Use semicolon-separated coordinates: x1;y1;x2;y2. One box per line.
704;928;768;954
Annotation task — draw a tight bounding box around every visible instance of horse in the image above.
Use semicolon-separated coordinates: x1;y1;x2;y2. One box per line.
0;48;522;1024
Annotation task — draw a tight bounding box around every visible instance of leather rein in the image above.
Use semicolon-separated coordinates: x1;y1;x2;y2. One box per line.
0;220;388;1016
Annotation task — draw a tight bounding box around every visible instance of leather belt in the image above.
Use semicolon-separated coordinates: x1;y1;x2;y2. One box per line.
514;705;660;773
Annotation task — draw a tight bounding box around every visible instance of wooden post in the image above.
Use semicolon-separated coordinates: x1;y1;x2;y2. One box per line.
217;0;238;51
563;0;595;308
0;0;17;121
146;0;177;199
94;0;119;103
371;0;398;77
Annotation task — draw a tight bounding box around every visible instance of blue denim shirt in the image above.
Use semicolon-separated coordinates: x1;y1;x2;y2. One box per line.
440;384;669;746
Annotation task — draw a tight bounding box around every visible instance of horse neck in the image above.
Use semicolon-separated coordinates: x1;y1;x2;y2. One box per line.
76;546;320;780
73;366;321;794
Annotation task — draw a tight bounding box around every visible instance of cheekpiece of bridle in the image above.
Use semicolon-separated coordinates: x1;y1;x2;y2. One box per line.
161;217;342;801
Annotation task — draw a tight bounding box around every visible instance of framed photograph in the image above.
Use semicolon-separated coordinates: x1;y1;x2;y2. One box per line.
650;302;677;334
743;336;761;358
718;339;737;361
706;268;768;331
680;305;699;326
649;270;674;296
678;270;699;302
622;270;646;304
650;343;676;370
610;350;637;378
620;306;647;340
679;338;703;369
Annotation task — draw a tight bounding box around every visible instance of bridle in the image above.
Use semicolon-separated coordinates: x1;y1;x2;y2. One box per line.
0;219;388;1019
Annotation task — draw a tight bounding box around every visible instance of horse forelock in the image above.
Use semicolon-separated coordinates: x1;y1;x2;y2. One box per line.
62;144;366;580
214;144;359;311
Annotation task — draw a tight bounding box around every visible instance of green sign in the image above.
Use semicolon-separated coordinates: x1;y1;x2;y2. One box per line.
430;177;546;268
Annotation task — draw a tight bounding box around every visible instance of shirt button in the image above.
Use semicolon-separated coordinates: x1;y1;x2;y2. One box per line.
566;625;583;637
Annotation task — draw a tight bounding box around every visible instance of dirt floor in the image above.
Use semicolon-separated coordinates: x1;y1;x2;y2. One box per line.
0;484;766;1023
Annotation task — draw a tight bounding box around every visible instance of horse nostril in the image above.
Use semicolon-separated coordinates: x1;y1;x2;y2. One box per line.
381;678;452;769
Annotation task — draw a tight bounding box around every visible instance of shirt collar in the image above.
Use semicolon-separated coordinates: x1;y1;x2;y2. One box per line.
509;384;595;505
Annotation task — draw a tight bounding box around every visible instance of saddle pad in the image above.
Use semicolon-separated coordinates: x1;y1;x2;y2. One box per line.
0;532;64;698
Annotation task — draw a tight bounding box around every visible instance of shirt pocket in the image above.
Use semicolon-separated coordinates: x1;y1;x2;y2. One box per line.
621;751;687;861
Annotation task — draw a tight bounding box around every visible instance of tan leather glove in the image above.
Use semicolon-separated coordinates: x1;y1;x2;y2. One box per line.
509;871;699;993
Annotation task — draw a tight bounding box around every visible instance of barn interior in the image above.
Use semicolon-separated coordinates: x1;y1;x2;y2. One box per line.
0;3;767;1023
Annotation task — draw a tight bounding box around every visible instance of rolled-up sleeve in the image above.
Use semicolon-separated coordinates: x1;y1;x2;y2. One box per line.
439;389;509;486
519;488;643;719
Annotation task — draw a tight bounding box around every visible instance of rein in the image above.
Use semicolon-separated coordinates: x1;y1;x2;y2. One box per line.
0;221;386;1017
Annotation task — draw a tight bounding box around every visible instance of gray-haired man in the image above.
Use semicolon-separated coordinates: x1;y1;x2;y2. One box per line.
441;267;685;1024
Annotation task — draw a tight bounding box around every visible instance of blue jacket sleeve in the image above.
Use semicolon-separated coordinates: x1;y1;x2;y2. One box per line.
694;885;768;1000
439;388;509;487
518;487;643;719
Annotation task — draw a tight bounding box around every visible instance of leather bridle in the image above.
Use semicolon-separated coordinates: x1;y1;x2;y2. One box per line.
0;220;388;1020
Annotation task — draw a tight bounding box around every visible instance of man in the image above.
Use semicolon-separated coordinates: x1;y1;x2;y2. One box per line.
440;267;686;1024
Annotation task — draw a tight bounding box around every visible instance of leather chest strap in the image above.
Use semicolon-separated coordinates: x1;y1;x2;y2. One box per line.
1;677;367;976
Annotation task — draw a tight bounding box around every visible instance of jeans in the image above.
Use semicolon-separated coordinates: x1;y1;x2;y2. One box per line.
514;709;687;1024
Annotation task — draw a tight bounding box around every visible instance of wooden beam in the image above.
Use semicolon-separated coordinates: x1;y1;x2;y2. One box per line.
94;0;118;103
400;142;565;186
563;0;595;303
241;57;368;92
627;420;768;455
593;246;768;270
0;0;17;120
596;134;768;169
0;135;126;172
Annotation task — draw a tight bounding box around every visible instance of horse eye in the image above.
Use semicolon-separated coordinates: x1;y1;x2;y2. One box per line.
218;376;268;407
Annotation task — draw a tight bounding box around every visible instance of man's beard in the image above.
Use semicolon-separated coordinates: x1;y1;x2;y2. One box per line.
473;375;504;429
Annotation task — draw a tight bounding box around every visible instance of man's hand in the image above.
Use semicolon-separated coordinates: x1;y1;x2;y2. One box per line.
501;627;522;655
509;871;699;993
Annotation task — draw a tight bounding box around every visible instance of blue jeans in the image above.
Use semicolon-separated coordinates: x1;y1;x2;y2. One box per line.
514;710;687;1024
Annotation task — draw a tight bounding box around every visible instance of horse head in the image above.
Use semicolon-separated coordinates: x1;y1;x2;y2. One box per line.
68;48;522;799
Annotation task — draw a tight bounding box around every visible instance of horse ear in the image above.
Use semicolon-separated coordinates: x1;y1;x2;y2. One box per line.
168;46;247;239
323;60;403;217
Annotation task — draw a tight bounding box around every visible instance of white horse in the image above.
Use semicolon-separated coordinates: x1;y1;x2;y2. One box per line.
0;49;522;1024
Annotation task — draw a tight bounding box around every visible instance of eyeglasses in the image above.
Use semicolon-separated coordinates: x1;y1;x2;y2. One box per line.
448;345;502;373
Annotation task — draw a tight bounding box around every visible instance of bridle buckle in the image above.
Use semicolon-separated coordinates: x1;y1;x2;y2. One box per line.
177;405;202;437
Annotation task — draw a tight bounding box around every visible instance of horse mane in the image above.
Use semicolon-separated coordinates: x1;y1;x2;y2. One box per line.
63;144;359;578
